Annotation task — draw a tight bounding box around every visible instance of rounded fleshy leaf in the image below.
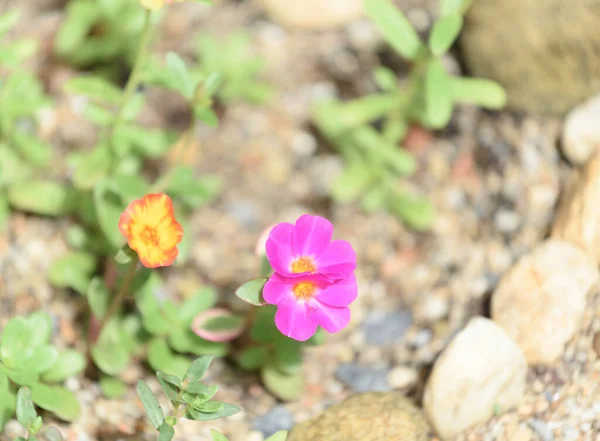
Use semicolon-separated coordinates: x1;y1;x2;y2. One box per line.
192;309;245;343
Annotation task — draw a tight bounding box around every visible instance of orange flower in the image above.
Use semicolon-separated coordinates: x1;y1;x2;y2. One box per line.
118;193;183;268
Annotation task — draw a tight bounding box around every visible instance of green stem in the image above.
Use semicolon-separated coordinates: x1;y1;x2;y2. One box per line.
98;259;138;331
105;9;154;151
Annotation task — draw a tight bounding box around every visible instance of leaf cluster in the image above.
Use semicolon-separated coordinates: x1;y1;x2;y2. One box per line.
13;387;64;441
313;0;506;229
0;10;53;227
88;271;228;397
137;356;240;441
55;0;149;70
235;276;325;401
0;313;85;428
194;32;273;105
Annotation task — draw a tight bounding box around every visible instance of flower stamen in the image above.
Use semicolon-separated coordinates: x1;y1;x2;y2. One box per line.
293;282;316;302
291;256;317;274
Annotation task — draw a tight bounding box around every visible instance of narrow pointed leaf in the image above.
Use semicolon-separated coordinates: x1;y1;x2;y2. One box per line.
136;380;164;429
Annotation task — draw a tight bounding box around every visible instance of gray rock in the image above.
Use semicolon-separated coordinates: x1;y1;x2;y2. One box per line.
529;419;554;441
253;405;294;438
335;364;391;392
362;310;412;346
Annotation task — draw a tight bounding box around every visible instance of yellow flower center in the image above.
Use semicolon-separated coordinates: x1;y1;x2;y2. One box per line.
140;225;159;246
293;282;316;301
291;257;316;274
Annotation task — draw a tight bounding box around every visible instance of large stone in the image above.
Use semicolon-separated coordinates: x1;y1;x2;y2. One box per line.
258;0;363;29
562;94;600;166
492;240;599;364
460;0;600;115
423;317;527;440
288;392;430;441
552;152;600;263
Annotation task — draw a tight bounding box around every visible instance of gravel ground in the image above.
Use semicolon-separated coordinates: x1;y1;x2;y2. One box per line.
2;1;598;441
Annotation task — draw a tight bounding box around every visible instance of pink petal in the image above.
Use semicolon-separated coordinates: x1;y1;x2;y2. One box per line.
316;273;358;307
316;240;357;279
311;301;351;334
265;222;294;276
292;215;333;257
274;302;318;342
263;273;294;306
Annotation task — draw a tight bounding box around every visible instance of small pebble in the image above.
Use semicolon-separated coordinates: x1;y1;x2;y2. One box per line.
362;310;413;346
387;366;418;389
529;419;554;441
253;406;294;438
335;364;391;392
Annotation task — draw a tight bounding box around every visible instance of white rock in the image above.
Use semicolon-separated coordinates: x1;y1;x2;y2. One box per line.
552;152;600;265
387;366;418;389
423;317;527;440
492;239;598;364
258;0;363;29
562;93;600;165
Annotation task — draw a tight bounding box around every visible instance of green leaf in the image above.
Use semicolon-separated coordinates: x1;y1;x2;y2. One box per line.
30;415;43;434
274;340;302;374
0;316;31;366
250;306;280;343
166;52;193;99
177;287;218;325
261;365;304;401
449;77;507;109
193;107;219;127
48;251;96;295
210;430;229;441
99;376;127;398
91;319;131;376
158;423;175;441
5;369;39;386
352;127;416;175
183;356;213;384
156;372;181;402
159;166;220;209
0;9;20;37
41;427;63;441
186;402;240;421
41;350;86;383
423;59;453;129
93;179;126;248
136;380;165;429
192;310;245;343
428;13;463;55
338;95;399;129
7;181;77;216
147;338;189;378
114;246;135;265
388;191;434;230
64;76;122;104
25;346;59;374
0;192;9;229
373;67;397;92
26;312;53;348
30;384;80;422
167;329;228;357
237;346;268;371
192;400;222;413
266;432;288;441
235;278;268;306
331;163;375;203
72;145;112;190
364;0;423;60
16;387;37;428
12;132;51;167
0;373;16;428
86;277;110;319
440;0;473;15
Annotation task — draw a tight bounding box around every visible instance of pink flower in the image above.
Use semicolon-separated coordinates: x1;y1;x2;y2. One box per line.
266;214;356;281
263;215;358;341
